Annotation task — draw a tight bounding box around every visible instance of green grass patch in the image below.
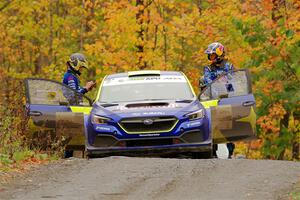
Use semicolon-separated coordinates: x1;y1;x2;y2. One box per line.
289;181;300;200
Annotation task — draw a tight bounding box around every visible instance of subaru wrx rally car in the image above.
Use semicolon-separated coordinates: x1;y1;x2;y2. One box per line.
25;70;256;158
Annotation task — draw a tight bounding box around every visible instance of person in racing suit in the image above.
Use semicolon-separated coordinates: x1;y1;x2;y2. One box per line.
199;42;235;159
62;53;95;158
63;53;95;102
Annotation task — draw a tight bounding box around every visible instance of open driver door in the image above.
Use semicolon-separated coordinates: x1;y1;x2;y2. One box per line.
24;78;93;151
199;69;257;143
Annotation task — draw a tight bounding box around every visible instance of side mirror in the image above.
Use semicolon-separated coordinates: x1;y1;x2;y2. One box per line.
199;89;211;101
59;101;69;106
200;95;210;101
218;94;228;99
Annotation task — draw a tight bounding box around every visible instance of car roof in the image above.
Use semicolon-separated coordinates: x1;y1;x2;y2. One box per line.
106;71;183;80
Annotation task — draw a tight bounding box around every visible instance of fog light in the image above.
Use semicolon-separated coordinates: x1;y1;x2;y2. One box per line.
117;141;126;147
173;138;181;144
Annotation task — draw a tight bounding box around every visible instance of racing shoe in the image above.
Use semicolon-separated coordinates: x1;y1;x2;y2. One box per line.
64;150;74;158
212;151;218;158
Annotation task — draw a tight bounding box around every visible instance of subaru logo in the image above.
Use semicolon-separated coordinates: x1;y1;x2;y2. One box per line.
143;119;154;125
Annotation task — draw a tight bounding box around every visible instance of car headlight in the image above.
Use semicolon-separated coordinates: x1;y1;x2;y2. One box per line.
91;114;110;124
185;109;204;120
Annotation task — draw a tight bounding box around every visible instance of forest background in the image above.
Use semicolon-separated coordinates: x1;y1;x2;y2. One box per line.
0;0;299;166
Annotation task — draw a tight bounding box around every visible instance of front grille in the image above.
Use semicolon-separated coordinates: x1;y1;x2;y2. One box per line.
119;116;178;134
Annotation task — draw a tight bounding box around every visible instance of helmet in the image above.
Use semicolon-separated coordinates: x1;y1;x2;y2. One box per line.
204;42;225;63
67;53;88;73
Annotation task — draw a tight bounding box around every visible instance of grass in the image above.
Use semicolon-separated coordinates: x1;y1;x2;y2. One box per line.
289;182;300;200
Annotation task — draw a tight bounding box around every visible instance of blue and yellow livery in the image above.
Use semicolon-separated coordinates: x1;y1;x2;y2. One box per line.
25;69;256;158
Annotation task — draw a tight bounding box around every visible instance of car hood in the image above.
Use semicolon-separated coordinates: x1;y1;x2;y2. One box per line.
91;100;204;120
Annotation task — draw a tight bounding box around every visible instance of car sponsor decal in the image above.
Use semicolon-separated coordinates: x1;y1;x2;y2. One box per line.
131;111;166;116
211;105;256;143
95;126;111;132
186;121;202;128
200;100;218;108
70;106;92;115
236;106;256;132
112;103;179;111
103;76;186;86
139;134;160;137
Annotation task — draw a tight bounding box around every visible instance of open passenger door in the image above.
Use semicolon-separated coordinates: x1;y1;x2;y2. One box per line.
25;78;93;149
199;69;257;143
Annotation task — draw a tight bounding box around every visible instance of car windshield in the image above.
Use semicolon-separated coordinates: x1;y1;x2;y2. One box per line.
99;76;194;103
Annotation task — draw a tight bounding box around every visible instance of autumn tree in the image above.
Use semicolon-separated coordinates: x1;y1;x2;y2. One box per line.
0;0;299;161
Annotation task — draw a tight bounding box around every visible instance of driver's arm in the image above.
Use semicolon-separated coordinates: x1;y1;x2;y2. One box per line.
203;66;213;85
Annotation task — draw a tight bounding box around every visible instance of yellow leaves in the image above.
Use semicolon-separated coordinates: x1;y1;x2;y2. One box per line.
288;112;300;134
95;68;102;75
256;97;263;108
235;141;263;159
152;15;163;25
268;102;286;119
249;66;261;75
84;0;95;9
0;0;257;75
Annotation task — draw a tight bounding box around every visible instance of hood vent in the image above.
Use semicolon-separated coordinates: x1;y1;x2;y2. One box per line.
126;102;169;108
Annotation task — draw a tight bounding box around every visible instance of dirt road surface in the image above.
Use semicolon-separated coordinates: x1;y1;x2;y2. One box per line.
0;157;299;200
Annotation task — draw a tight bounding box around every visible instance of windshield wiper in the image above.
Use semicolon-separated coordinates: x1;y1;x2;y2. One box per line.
175;99;193;103
133;99;169;102
100;103;119;107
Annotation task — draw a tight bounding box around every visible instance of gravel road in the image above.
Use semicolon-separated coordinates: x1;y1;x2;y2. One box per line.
0;157;299;200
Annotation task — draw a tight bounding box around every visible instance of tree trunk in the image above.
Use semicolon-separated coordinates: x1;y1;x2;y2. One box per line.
153;25;158;51
271;0;286;22
163;26;167;64
292;142;299;160
34;53;42;75
49;0;54;65
179;37;185;71
195;0;202;15
80;0;85;51
136;0;146;69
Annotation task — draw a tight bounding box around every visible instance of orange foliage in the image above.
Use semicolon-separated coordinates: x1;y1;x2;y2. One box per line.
257;102;287;135
0;0;298;161
261;81;283;96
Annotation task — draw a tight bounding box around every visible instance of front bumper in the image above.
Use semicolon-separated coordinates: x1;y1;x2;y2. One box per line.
85;115;211;156
88;116;210;142
86;141;212;156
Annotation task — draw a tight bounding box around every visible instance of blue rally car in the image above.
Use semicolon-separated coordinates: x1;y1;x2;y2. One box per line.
25;70;256;158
